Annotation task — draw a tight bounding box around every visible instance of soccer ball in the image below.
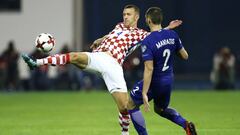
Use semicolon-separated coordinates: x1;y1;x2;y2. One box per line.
35;33;55;53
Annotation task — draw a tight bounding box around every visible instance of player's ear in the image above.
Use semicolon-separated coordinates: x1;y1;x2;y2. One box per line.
148;19;151;25
135;14;139;21
147;18;151;25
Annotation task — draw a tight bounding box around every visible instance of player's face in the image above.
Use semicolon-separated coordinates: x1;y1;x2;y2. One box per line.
123;8;139;27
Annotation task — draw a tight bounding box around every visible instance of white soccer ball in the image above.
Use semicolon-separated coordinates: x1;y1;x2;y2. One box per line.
35;33;55;53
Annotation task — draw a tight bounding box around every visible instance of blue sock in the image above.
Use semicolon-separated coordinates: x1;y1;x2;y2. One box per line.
129;108;148;135
159;107;187;129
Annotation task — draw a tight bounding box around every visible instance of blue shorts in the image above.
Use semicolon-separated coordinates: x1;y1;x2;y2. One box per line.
130;79;172;109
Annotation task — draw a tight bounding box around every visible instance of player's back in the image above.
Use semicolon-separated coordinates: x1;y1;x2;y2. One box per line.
141;29;183;81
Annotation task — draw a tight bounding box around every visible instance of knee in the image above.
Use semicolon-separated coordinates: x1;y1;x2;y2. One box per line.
112;92;129;112
69;52;81;63
118;100;128;112
117;98;129;112
154;105;164;116
127;97;136;110
69;52;88;68
155;107;179;117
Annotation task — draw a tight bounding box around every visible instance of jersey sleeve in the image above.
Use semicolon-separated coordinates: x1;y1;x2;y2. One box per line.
176;38;184;51
175;32;184;51
141;39;153;62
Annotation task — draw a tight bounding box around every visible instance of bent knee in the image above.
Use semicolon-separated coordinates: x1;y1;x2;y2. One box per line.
118;101;128;112
154;105;164;115
116;98;129;112
112;92;128;110
69;52;83;62
127;97;136;110
69;52;88;69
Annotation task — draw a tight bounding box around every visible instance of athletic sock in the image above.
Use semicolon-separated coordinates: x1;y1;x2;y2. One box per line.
119;111;130;133
129;108;148;135
36;53;70;66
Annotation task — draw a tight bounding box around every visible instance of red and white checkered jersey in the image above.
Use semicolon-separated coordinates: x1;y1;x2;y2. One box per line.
93;22;149;65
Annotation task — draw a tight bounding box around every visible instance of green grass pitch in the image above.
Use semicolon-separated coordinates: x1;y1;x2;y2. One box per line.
0;90;240;135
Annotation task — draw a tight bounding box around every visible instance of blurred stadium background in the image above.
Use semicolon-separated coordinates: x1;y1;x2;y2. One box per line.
0;0;239;91
0;0;240;89
0;0;240;135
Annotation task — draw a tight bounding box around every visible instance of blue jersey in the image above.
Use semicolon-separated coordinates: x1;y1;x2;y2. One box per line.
141;29;183;81
130;29;184;108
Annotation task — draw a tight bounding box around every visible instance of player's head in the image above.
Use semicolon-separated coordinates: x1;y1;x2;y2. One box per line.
123;4;140;28
145;7;163;27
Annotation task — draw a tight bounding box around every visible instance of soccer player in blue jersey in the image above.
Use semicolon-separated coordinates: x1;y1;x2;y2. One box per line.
127;7;197;135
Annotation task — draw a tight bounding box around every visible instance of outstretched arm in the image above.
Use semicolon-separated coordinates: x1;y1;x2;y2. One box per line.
90;35;108;50
165;20;183;30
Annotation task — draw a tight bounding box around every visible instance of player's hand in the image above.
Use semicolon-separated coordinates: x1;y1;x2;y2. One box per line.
166;20;183;29
143;94;150;112
90;39;102;50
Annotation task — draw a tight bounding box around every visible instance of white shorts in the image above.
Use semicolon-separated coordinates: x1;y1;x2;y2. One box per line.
85;52;127;93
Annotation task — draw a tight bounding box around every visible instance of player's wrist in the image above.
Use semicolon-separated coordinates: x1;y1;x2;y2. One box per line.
163;26;170;30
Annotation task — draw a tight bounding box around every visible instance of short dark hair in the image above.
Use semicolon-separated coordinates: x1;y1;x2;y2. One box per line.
145;7;163;24
124;4;140;15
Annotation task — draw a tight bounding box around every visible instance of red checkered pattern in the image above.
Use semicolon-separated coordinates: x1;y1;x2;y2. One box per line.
93;22;149;65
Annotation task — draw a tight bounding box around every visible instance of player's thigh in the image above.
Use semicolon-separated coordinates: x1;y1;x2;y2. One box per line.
129;80;153;107
107;69;128;111
152;83;172;109
69;52;88;69
103;61;127;93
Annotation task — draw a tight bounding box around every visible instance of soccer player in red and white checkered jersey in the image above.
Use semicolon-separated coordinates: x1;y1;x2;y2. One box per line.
22;4;182;135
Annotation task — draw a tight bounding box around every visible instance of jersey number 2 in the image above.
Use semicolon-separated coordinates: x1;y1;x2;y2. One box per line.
162;49;170;71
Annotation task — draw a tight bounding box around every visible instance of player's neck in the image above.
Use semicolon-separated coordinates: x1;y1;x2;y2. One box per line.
132;23;137;28
127;22;138;28
150;25;162;32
